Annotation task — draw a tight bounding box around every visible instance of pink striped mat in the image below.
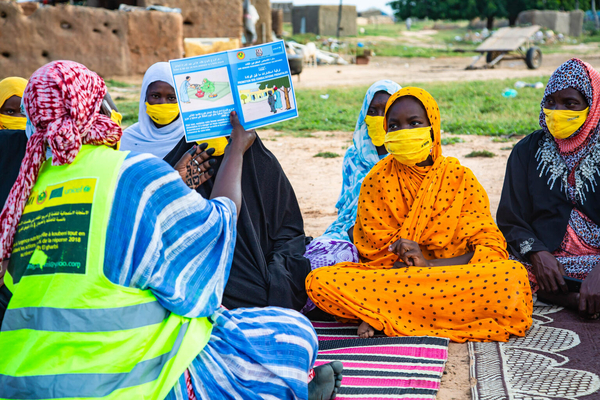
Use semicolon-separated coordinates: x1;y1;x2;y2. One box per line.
312;321;449;400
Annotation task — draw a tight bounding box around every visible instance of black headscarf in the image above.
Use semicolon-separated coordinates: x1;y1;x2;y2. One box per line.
164;135;311;311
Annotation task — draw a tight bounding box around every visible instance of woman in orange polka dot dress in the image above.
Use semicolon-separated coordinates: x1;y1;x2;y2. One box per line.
305;87;533;343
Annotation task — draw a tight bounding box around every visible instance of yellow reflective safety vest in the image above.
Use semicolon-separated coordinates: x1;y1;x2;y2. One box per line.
0;145;212;400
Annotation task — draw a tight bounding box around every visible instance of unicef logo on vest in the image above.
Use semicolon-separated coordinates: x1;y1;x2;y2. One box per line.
64;185;91;195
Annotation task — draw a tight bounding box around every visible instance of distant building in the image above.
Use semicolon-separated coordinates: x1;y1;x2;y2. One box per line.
292;5;357;37
271;2;293;23
517;9;584;37
359;8;384;19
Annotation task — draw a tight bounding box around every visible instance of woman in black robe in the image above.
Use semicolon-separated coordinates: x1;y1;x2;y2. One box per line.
164;135;311;311
497;58;600;317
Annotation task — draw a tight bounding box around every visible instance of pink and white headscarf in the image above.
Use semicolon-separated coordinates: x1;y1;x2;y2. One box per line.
0;61;122;260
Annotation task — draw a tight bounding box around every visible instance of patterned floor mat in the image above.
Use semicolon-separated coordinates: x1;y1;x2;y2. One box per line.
469;301;600;400
312;322;449;400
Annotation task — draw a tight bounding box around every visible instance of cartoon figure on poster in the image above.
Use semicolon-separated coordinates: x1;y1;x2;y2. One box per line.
173;67;235;112
180;76;192;104
238;75;295;123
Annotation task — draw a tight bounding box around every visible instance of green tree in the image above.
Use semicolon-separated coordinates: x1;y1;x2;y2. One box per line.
258;76;292;110
390;0;590;27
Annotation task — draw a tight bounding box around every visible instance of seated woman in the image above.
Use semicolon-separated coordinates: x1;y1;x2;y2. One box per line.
497;58;600;318
120;62;184;158
0;77;28;324
164;132;312;311
0;77;28;208
0;61;342;400
304;80;401;270
305;87;533;342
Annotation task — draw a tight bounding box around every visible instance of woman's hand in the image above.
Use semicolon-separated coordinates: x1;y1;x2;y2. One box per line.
389;238;429;267
227;111;256;155
209;111;256;214
579;264;600;318
174;142;216;190
530;251;568;294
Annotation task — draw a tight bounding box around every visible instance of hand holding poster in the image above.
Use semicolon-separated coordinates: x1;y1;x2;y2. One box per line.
169;41;298;142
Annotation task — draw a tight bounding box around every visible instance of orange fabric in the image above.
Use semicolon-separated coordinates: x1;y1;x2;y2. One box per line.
305;88;533;342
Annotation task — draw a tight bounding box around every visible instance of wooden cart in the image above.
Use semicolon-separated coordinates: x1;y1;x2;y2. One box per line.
466;25;542;70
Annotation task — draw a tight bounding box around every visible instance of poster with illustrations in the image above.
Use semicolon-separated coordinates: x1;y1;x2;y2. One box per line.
170;41;298;142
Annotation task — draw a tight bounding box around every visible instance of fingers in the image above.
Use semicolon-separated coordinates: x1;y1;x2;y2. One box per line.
230;110;241;128
198;168;214;186
191;157;216;173
579;291;588;316
393;261;409;269
556;261;568;294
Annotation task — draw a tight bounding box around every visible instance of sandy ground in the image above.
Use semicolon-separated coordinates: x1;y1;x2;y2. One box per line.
261;129;516;399
293;52;600;89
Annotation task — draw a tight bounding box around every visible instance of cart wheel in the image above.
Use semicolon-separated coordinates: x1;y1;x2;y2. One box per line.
525;47;542;69
486;51;501;64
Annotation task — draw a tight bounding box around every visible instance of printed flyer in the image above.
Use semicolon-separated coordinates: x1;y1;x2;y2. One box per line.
170;41;298;142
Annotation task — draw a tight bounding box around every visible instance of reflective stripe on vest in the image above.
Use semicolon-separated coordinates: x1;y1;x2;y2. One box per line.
0;145;212;400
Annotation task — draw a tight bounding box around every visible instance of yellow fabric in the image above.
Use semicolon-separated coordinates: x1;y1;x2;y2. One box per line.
543;107;589;139
0;77;27;130
305;87;533;343
364;115;386;146
197;136;229;156
0;114;26;130
110;109;123;126
145;102;179;125
0;77;27;109
384;126;433;165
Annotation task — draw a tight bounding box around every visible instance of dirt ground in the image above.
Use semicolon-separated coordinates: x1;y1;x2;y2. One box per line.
261;129;516;400
292;52;600;89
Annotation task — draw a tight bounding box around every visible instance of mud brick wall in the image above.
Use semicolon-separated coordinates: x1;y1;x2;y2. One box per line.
146;0;243;40
253;0;272;44
0;2;183;78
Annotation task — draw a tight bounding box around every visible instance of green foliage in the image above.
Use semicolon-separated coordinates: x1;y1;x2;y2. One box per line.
112;100;139;128
441;136;465;145
465;150;496;157
105;79;133;88
258;76;291;90
314;151;341;158
390;0;589;25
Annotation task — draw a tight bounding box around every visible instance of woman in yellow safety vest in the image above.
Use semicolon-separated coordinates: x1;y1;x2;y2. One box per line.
0;60;342;400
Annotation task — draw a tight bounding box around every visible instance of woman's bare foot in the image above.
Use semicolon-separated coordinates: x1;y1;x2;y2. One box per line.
308;361;343;400
357;320;375;338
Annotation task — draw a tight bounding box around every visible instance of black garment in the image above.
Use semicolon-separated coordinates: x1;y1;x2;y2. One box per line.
0;284;11;326
497;129;600;261
164;136;311;311
0;129;27;209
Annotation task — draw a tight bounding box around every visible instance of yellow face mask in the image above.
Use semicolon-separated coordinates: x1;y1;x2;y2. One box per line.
0;114;26;130
110;109;123;126
145;102;180;126
543;107;589;139
364;115;386;147
197;136;229;156
384;126;433;166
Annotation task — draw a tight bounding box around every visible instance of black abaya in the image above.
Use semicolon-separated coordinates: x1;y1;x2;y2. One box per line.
164;136;311;311
497;129;600;260
0;129;27;209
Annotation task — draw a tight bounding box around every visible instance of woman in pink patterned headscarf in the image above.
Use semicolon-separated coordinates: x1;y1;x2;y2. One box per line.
0;61;121;261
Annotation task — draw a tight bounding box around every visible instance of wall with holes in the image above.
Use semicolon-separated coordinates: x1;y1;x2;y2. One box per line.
146;0;243;40
0;2;183;79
